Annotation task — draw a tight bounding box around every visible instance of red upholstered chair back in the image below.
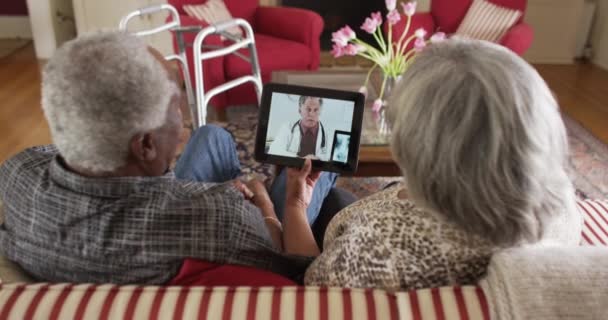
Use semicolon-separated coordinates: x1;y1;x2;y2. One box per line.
431;0;527;33
168;0;259;26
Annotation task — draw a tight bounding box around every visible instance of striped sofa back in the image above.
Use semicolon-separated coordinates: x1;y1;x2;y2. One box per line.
0;285;488;320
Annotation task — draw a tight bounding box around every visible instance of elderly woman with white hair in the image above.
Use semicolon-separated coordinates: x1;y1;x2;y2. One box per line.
292;39;583;290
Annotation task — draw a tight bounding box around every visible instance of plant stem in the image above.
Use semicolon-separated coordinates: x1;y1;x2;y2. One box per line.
378;26;389;54
372;29;387;53
364;63;378;87
396;16;411;54
353;39;382;58
399;34;418;57
388;22;393;64
403;47;418;61
379;73;388;102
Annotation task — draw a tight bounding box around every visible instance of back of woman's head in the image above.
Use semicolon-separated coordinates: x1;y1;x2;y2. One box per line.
387;38;575;246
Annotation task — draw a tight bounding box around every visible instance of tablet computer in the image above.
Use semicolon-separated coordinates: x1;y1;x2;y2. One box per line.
255;83;365;173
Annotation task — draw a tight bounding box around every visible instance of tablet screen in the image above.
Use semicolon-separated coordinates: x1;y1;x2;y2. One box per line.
255;83;365;173
265;94;354;161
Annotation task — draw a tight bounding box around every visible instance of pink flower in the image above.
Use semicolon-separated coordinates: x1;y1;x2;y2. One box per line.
361;13;382;34
372;99;383;112
343;44;360;56
415;28;427;39
430;32;447;43
386;0;397;11
331;43;345;57
372;12;383;25
414;38;426;52
332;26;355;47
361;19;377;34
401;1;417;17
387;10;401;25
331;30;349;47
340;25;356;41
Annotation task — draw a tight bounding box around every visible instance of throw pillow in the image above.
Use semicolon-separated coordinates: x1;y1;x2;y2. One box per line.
183;0;243;38
455;0;522;43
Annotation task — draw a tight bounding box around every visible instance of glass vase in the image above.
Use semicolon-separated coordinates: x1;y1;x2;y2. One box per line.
382;75;401;107
370;73;402;109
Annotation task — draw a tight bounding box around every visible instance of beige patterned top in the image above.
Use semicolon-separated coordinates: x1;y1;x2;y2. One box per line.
304;183;581;290
304;183;496;290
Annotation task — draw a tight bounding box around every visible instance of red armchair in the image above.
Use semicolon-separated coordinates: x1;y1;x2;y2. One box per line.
168;0;324;112
390;0;533;56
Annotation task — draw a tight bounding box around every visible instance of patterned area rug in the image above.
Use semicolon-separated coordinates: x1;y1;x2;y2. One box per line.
563;116;608;199
211;106;607;200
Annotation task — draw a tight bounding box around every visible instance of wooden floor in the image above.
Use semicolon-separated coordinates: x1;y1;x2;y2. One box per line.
1;44;607;164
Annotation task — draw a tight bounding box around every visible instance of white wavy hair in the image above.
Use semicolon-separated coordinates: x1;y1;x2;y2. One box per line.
42;31;178;173
387;38;576;246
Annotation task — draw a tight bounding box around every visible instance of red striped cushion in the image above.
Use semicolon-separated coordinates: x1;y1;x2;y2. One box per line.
578;199;608;246
455;0;522;42
0;285;490;320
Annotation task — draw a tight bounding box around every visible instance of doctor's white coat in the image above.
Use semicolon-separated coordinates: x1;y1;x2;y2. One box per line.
268;120;332;161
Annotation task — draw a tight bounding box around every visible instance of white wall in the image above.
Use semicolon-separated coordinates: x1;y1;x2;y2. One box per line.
591;0;608;69
523;0;585;63
0;16;32;38
25;0;75;59
26;0;55;59
73;0;173;56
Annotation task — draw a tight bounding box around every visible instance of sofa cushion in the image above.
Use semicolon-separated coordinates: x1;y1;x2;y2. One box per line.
0;284;489;319
578;199;608;246
183;0;243;38
224;34;312;80
455;0;522;42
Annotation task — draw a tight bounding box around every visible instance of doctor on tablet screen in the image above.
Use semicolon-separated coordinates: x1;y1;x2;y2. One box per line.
269;96;331;161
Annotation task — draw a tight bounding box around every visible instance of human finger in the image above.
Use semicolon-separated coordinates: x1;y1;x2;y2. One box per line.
233;180;254;199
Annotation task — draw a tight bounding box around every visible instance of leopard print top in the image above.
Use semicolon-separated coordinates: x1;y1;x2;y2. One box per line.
304;183;497;290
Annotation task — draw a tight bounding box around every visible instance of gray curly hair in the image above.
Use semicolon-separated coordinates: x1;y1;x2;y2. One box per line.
42;31;178;173
387;38;576;246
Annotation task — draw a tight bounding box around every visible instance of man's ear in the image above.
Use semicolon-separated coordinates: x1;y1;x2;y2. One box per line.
129;132;158;162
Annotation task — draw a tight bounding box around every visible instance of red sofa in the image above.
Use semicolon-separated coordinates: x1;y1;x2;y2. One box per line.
390;0;533;56
168;0;324;112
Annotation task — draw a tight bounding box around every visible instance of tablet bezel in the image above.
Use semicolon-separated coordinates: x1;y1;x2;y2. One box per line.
254;83;365;173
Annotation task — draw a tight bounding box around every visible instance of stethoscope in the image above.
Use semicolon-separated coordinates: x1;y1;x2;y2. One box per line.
288;120;327;153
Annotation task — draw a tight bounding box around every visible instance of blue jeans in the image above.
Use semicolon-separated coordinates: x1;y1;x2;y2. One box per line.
174;125;337;225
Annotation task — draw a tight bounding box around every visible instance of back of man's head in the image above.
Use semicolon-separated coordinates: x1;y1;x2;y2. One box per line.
42;31;177;173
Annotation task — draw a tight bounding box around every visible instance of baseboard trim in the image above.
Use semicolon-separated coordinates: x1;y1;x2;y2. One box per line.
0;16;32;38
524;57;575;64
593;57;608;71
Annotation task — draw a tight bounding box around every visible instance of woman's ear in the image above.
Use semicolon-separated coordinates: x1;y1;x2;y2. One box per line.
130;132;158;162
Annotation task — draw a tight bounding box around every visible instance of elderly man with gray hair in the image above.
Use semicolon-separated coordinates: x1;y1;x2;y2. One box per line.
0;31;342;285
298;38;583;290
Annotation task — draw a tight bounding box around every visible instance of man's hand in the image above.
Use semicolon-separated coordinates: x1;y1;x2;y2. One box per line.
241;179;282;250
286;158;321;209
232;180;254;199
246;179;275;215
